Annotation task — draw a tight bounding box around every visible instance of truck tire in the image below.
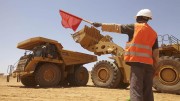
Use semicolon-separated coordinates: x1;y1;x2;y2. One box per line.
68;66;89;86
153;56;180;94
91;60;121;88
35;63;61;87
21;74;37;87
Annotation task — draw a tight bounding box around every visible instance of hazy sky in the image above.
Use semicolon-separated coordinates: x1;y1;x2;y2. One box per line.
0;0;180;73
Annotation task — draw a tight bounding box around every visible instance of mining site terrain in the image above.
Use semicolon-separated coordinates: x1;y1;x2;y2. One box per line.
0;75;179;101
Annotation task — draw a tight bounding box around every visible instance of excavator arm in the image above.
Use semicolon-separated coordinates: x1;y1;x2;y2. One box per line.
72;26;124;56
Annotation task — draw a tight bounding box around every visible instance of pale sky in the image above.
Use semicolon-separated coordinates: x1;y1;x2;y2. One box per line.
0;0;180;73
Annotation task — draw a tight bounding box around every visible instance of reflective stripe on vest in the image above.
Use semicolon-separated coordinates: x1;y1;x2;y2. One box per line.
126;43;152;51
124;51;152;58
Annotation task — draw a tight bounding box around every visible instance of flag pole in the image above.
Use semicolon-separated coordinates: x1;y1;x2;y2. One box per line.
82;19;93;24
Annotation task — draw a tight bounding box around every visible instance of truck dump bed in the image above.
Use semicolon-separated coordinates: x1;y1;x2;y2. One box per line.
61;50;97;65
17;37;97;66
17;37;63;50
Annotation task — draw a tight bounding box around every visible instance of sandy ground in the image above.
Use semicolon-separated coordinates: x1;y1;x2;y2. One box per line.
0;75;179;101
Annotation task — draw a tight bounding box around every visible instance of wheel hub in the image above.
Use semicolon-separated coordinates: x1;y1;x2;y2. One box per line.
44;69;55;82
97;67;109;82
159;65;179;85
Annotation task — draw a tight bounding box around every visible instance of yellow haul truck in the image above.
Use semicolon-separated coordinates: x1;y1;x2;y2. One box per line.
73;26;180;94
153;34;180;94
13;37;97;87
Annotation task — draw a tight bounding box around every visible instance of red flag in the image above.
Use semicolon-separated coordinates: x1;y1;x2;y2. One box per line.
59;10;82;31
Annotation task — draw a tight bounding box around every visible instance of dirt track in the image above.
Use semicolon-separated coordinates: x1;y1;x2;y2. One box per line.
0;76;179;101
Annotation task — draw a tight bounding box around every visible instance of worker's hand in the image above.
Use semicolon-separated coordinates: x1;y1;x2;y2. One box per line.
92;22;102;27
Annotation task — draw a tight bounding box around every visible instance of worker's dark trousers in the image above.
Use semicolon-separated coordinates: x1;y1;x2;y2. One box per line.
130;64;154;101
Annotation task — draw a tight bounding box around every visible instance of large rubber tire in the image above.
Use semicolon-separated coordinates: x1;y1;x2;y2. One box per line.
68;66;89;86
35;63;61;87
153;56;180;94
21;74;37;87
91;60;121;88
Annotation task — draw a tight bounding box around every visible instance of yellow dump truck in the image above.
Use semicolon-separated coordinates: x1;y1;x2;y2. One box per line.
73;26;180;94
153;34;180;94
13;37;97;87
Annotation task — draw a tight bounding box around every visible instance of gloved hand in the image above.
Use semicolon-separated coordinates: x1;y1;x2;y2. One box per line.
92;22;102;27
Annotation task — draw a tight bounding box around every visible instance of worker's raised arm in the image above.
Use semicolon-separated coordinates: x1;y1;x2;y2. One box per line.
92;22;121;33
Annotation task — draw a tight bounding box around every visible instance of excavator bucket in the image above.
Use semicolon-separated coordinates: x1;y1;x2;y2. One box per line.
72;25;103;52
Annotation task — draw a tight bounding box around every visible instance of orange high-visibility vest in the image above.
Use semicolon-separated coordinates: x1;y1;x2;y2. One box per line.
124;23;157;65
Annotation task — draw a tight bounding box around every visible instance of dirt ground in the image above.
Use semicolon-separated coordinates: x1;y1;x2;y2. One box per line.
0;75;179;101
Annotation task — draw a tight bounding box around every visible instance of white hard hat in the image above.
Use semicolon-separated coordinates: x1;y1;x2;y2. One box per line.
136;9;152;20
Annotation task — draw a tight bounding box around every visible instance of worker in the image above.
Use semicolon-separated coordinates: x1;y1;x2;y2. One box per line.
92;9;159;101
